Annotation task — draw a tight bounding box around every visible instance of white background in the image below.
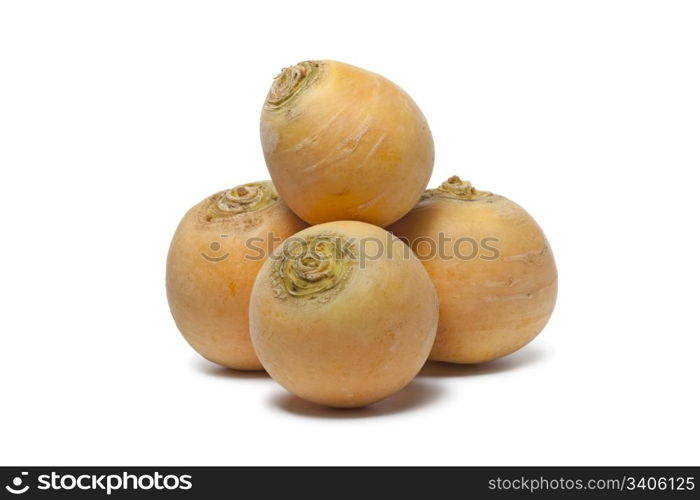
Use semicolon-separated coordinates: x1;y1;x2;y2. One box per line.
1;1;698;466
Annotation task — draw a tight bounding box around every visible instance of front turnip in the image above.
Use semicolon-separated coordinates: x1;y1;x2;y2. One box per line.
249;221;439;407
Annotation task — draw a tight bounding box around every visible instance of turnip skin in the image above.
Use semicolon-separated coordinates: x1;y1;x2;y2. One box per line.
388;177;557;364
249;221;439;407
260;60;434;227
166;181;307;370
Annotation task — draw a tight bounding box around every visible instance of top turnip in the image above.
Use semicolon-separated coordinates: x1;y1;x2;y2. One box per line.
260;60;434;227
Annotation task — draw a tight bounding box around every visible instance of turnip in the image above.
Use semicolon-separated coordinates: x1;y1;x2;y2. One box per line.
249;221;439;407
260;60;434;227
388;176;557;364
166;181;307;370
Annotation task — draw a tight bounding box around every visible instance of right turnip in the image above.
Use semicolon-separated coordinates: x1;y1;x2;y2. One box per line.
388;176;558;364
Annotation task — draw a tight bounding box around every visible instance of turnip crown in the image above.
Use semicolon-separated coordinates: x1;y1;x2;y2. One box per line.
265;61;324;110
271;232;356;302
205;181;279;220
422;176;492;202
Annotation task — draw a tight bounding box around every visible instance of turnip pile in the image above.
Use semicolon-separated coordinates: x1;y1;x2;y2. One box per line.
166;60;557;408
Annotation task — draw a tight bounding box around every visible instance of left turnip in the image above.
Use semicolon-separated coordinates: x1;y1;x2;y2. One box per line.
166;181;307;370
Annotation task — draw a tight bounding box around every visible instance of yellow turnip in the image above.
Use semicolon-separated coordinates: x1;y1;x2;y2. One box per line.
249;221;439;407
166;181;307;370
388;176;557;364
260;60;434;227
